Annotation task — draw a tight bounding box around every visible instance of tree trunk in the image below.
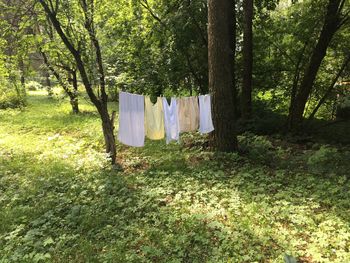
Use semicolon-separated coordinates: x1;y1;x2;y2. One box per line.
69;70;80;114
19;58;25;87
288;0;342;131
241;0;253;120
45;71;53;97
208;0;238;152
98;105;117;164
231;0;238;119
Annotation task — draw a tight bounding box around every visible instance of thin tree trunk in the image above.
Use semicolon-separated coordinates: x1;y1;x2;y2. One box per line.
45;71;53;97
241;0;253;120
308;54;350;120
208;0;238;151
70;70;79;114
288;0;343;131
19;58;25;87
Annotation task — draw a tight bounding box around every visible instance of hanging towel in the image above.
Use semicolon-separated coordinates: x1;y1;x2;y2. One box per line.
162;97;180;144
145;96;165;140
118;92;145;147
177;96;199;132
199;95;214;134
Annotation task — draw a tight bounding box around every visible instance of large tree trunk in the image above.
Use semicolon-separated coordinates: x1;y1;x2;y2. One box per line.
241;0;253;120
288;0;343;131
208;0;238;152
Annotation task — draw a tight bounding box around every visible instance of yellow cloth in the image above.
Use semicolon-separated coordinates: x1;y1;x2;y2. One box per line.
145;96;165;140
177;96;199;132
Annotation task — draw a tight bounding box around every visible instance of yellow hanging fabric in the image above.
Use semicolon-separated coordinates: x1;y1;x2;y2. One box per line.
145;96;165;140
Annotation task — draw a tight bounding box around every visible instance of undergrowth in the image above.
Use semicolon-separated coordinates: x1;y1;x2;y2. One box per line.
0;92;349;262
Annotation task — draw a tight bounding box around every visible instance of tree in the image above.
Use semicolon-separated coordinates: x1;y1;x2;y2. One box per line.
208;0;238;151
38;0;117;164
0;0;35;102
40;50;80;114
241;0;253;120
288;0;349;131
36;18;80;114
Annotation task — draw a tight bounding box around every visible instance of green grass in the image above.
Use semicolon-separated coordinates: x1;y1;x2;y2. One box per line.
0;91;350;262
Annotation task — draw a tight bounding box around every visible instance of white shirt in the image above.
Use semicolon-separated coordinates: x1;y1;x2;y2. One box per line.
162;97;180;144
118;92;145;147
199;95;214;134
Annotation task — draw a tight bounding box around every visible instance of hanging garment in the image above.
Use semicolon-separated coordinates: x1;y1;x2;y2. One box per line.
118;92;145;147
199;95;214;134
162;97;180;144
144;96;165;140
177;96;199;133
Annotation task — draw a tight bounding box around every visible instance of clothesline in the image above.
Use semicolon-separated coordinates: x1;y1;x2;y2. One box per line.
118;92;214;147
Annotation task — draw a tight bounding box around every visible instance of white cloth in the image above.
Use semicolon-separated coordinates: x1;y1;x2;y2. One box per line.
162;97;180;144
118;92;145;147
199;95;214;134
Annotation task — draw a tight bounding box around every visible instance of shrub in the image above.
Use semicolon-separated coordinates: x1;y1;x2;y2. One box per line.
0;82;26;109
307;145;349;175
25;81;43;91
238;132;275;164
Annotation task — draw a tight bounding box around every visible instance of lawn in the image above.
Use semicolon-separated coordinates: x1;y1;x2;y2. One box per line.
0;91;349;262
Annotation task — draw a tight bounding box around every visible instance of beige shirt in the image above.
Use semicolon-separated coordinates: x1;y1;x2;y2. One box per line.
177;96;199;133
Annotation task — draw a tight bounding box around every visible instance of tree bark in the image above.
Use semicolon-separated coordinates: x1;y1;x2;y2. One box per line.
208;0;238;151
241;0;253;120
45;71;53;97
288;0;343;131
98;105;117;163
69;70;79;114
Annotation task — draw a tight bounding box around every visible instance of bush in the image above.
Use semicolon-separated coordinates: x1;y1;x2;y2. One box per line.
238;132;275;164
25;81;43;91
307;145;349;175
0;81;26;109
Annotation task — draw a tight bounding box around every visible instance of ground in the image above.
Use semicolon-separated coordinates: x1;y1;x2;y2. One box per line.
0;91;349;263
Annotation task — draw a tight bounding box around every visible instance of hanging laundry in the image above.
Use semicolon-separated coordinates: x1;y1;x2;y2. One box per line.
118;92;145;147
162;97;180;144
199;95;214;134
144;96;165;140
177;96;199;133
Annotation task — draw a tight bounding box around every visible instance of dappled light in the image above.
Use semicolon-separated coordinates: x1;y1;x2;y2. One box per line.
1;0;349;261
1;93;350;261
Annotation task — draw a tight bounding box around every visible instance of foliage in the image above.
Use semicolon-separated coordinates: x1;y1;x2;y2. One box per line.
307;145;350;176
238;132;275;164
25;81;43;91
1;92;350;262
0;84;26;109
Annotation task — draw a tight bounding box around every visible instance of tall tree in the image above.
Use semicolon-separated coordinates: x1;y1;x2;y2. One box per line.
288;0;348;131
38;0;117;164
241;0;254;120
208;0;238;151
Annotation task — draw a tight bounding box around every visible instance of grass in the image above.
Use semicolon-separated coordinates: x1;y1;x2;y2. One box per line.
0;91;350;262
